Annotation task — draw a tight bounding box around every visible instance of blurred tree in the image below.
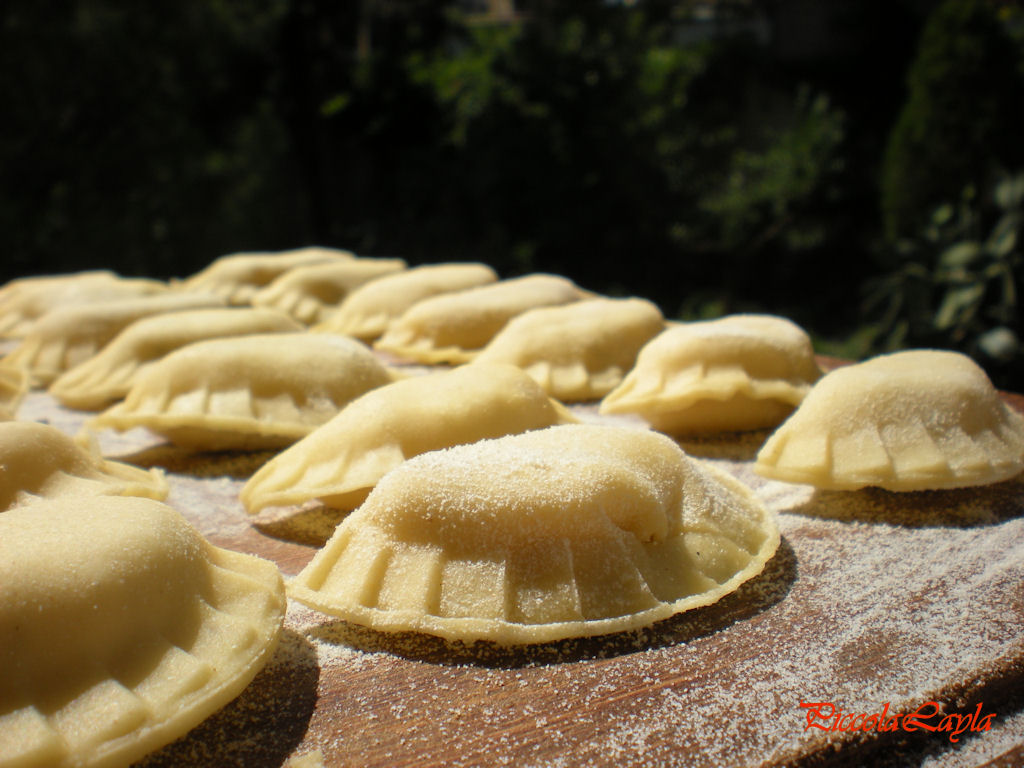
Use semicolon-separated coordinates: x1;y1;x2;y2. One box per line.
866;170;1024;389
0;0;301;283
880;0;1024;243
290;0;851;321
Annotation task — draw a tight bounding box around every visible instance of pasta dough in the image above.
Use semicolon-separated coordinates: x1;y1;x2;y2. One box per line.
754;349;1024;491
472;297;665;401
178;246;354;305
0;272;167;339
313;262;499;340
89;333;396;450
241;363;578;514
252;258;407;325
0;363;27;421
374;273;587;364
49;307;304;411
0;421;168;511
0;496;285;768
5;292;227;386
291;424;779;644
600;315;822;434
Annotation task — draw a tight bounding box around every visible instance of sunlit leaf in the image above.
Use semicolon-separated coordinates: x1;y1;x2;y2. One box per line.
938;241;981;269
934;283;984;330
320;93;351;117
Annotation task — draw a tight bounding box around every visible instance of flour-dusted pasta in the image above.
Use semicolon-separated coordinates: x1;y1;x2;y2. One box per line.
291;424;779;645
177;246;354;305
0;272;167;338
754;349;1024;491
241;364;578;515
0;496;285;768
374;274;588;364
4;292;227;387
252;258;407;325
0;364;27;421
89;333;396;450
472;297;665;401
0;421;168;511
600;315;822;434
313;262;499;340
50;307;304;411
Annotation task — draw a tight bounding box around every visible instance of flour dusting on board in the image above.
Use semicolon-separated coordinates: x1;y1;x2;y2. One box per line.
16;391;1024;767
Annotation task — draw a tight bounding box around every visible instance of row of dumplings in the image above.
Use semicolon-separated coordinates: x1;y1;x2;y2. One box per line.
4;246;1024;503
0;248;778;768
3;245;1024;768
5;247;1022;495
0;403;779;767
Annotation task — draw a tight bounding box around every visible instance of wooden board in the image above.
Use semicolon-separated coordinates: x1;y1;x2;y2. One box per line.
14;387;1024;768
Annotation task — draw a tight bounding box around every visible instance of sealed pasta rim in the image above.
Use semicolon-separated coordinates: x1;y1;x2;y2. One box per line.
0;363;28;420
752;455;1024;492
372;338;480;365
601;377;811;416
88;408;320;451
0;497;286;768
288;461;781;646
311;311;389;340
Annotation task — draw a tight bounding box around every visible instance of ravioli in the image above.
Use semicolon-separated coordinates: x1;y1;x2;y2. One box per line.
89;333;396;450
251;257;408;325
178;246;354;305
0;496;285;768
472;297;665;402
374;273;588;364
600;315;822;434
50;307;304;411
0;272;167;338
0;363;27;421
290;423;780;644
754;349;1024;491
241;363;578;515
313;262;499;340
5;292;227;387
0;421;168;511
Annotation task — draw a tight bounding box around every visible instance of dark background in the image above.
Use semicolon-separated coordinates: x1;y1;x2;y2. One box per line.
3;0;1023;386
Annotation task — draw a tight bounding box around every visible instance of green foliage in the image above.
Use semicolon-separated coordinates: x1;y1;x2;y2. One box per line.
297;2;854;321
0;1;902;348
880;0;1024;242
866;170;1024;387
698;87;846;255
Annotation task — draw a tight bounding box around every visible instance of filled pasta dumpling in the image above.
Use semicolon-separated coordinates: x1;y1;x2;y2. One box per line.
251;257;407;325
291;424;779;645
89;334;396;450
600;315;822;434
472;297;665;402
754;349;1024;491
0;421;168;510
49;307;304;411
313;262;499;341
0;272;167;339
241;363;578;514
177;246;354;305
0;496;285;768
374;273;587;364
5;292;227;387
